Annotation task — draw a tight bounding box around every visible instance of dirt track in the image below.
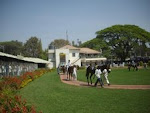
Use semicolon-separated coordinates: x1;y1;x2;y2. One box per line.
60;74;150;90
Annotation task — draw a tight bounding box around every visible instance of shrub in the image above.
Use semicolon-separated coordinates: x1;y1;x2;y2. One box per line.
0;68;52;113
148;61;150;67
139;61;143;66
20;79;32;88
0;94;39;113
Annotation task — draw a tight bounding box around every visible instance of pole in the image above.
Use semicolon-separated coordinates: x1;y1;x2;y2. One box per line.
66;30;68;41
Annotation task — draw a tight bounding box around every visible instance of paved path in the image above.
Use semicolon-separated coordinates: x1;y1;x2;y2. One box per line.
60;74;150;90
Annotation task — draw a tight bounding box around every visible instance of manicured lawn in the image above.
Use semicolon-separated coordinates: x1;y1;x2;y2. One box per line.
77;68;150;85
19;70;150;113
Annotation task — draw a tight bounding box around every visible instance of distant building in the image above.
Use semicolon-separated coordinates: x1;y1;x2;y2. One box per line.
48;45;107;68
0;52;50;76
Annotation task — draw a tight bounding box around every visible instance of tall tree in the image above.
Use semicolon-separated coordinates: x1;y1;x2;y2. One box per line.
23;37;43;58
38;39;43;58
96;25;150;61
0;40;23;55
72;41;75;46
49;39;70;49
80;38;110;57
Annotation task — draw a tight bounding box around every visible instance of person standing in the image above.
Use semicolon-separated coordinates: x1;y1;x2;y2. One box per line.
57;66;60;75
86;64;92;85
94;66;103;87
103;68;111;86
73;65;77;80
66;60;71;79
144;62;147;69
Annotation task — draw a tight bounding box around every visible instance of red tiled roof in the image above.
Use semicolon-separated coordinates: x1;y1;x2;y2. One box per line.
79;48;100;54
60;45;100;54
60;45;79;50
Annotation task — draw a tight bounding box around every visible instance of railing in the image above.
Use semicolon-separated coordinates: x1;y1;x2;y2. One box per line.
71;58;80;65
80;55;101;58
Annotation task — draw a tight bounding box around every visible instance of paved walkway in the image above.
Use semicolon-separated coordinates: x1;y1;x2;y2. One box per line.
60;74;150;90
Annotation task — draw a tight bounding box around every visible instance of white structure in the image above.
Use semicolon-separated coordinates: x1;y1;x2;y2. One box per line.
0;52;50;76
48;45;107;68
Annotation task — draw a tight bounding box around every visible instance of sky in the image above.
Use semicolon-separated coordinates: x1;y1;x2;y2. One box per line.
0;0;150;49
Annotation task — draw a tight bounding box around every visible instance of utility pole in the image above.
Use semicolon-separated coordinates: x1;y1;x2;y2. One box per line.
66;30;68;41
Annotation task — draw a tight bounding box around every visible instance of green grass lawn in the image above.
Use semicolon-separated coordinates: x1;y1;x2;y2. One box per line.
19;70;150;113
77;68;150;85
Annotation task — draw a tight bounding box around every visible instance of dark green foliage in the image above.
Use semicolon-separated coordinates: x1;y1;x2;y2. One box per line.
80;38;111;57
23;37;43;58
49;39;70;49
0;40;23;55
41;49;48;60
96;24;150;61
148;61;150;66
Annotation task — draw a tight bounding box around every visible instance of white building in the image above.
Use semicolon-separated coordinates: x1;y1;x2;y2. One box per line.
48;45;107;68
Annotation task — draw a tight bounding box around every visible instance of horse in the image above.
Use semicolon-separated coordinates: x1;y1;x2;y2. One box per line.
128;61;139;71
61;65;66;74
86;64;111;85
67;66;74;80
86;64;96;85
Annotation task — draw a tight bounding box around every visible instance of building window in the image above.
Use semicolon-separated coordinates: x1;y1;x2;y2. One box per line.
72;53;76;57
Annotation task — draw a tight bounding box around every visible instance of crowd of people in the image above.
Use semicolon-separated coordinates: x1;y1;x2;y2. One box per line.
57;60;78;81
86;64;111;87
57;60;111;87
58;59;149;87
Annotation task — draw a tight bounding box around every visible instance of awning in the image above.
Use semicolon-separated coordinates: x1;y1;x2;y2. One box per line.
0;52;49;64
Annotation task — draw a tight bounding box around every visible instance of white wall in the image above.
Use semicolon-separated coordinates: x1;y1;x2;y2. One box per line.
69;49;80;64
48;53;55;62
48;48;81;68
74;59;81;67
55;49;69;68
47;62;55;69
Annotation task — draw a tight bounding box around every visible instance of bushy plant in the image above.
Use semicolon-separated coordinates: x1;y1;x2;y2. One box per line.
0;68;52;113
148;61;150;67
0;94;39;113
139;61;143;66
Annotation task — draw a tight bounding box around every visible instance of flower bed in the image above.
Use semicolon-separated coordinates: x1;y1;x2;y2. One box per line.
0;68;52;113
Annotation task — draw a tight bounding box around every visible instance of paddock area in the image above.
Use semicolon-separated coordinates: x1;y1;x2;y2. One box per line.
19;68;150;113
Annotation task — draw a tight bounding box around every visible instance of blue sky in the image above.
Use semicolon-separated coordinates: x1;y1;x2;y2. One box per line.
0;0;150;49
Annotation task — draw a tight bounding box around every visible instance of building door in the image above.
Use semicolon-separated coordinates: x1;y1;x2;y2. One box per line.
59;53;66;66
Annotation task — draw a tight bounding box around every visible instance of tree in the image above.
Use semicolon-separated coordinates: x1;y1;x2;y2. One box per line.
49;39;70;49
23;37;43;58
0;40;23;55
80;38;110;57
72;41;75;46
96;25;150;61
41;49;48;60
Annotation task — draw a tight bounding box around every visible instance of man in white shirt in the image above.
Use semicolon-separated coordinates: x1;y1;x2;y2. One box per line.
73;65;77;80
94;66;103;87
103;68;111;86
